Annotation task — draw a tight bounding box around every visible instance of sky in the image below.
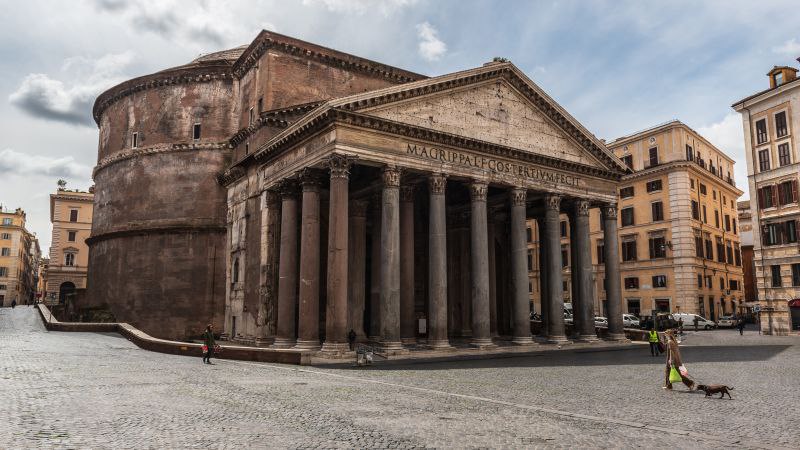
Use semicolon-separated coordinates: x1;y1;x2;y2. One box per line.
1;0;799;253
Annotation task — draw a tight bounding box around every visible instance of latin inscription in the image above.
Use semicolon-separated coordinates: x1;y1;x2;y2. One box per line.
406;144;580;187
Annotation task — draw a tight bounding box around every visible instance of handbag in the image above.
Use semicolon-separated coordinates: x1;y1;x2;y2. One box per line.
202;345;208;354
678;364;689;377
669;365;682;383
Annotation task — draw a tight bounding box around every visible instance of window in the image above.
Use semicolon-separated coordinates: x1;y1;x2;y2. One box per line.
705;275;712;288
232;258;240;283
719;277;725;290
621;207;634;227
730;279;740;291
778;143;791;166
758;149;770;172
1;218;10;226
621;154;633;169
792;264;800;286
714;210;720;228
774;72;784;86
646;179;663;192
651;201;664;221
596;241;605;264
249;107;255;125
526;227;532;243
132;132;138;148
649;236;667;259
724;214;731;232
560;221;567;237
627;299;641;316
193;123;201;141
68;231;76;242
563;281;569;292
622;240;637;262
763;223;781;246
619;186;634;198
0;284;5;290
716;238;725;263
653;275;667;288
776;111;788;138
691;179;695;189
756;119;768;144
700;184;707;195
771;265;782;287
624;277;639;289
527;250;533;271
648;147;659;167
0;267;7;277
758;185;776;208
726;241;733;264
734;244;742;266
787;220;798;243
0;248;9;256
245;143;250;155
713;190;717;200
702;205;707;224
64;253;75;267
691;201;700;220
561;245;569;267
0;233;8;240
777;180;798;205
69;210;78;222
695;234;704;258
257;97;263;114
686;144;694;161
697;274;703;288
705;237;713;260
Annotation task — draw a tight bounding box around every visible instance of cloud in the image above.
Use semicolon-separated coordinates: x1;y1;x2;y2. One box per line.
9;52;134;127
697;113;750;198
302;0;418;16
416;22;446;61
772;38;800;56
0;148;92;179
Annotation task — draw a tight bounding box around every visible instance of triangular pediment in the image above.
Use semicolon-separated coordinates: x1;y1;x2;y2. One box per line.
359;78;603;168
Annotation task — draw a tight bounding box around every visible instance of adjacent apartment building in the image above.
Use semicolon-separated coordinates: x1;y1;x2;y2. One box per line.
526;121;745;322
733;65;800;334
0;207;40;306
737;200;758;308
44;188;94;304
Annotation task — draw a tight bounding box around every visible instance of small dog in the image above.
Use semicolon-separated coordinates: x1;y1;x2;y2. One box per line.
696;384;734;399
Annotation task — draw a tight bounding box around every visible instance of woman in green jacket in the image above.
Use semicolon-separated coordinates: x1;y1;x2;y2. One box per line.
202;324;216;364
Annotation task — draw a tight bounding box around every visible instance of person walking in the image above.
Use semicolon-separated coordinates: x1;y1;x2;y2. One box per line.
737;318;746;335
10;299;16;308
648;328;660;357
202;324;216;365
663;329;694;391
693;316;699;332
348;329;357;351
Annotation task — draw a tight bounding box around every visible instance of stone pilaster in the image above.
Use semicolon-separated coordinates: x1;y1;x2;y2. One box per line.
368;192;382;341
574;199;598;342
510;188;534;345
427;173;451;349
545;194;569;344
295;169;323;350
469;181;493;348
380;166;403;351
602;203;626;341
348;200;368;340
272;180;299;349
256;189;280;346
400;184;416;345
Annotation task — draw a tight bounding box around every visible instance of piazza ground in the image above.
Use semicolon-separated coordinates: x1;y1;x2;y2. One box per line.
1;307;797;449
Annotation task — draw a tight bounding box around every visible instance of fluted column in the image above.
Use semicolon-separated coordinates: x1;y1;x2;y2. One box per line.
322;155;353;353
400;184;416;344
427;173;451;349
368;193;381;340
272;180;299;349
469;181;493;348
348;200;368;340
510;188;534;345
574;199;598;342
380;166;403;351
256;190;281;345
602;203;626;340
295;170;323;350
545;194;569;344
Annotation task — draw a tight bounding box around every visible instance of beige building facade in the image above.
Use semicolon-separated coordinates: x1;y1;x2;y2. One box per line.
733;65;800;334
0;207;39;306
44;189;94;305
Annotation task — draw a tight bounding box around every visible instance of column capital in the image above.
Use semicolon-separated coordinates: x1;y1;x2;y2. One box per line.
428;173;447;195
509;187;526;207
400;184;415;202
350;200;369;218
601;202;618;220
574;199;591;217
382;166;401;188
276;179;299;198
545;194;562;211
299;168;325;192
265;189;281;207
469;181;488;202
327;154;355;179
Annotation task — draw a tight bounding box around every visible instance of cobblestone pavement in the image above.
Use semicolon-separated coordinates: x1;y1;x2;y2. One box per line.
1;307;797;449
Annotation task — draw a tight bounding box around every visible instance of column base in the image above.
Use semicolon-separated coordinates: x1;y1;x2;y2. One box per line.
254;337;274;347
294;339;321;351
604;333;629;342
320;341;351;353
546;335;571;345
511;336;536;345
367;335;381;343
380;340;405;351
270;337;296;349
400;337;417;345
426;339;454;350
469;337;496;348
575;334;600;343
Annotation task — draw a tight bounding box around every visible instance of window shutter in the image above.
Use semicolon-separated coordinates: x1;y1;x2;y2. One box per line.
796;220;800;242
778;183;785;206
757;188;763;208
793;180;798;203
649;239;655;259
771;185;778;207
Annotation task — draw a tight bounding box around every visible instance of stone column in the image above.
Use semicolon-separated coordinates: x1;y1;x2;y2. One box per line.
295;170;323;350
574;199;598;342
400;184;416;345
256;190;280;345
272;180;299;349
322;155;353;353
368;193;382;340
469;181;493;348
380;166;403;351
488;218;498;337
536;217;550;338
602;203;626;340
427;173;451;349
569;209;581;337
510;188;534;345
545;194;569;344
348;200;368;340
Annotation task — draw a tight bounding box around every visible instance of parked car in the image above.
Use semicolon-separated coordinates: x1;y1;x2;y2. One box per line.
623;314;640;328
639;313;679;331
717;315;738;328
672;313;717;330
594;316;608;327
564;311;573;325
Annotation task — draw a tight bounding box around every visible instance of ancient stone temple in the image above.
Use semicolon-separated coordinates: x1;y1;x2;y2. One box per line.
88;30;629;345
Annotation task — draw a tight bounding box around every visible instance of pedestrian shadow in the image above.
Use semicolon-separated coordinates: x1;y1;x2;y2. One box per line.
331;344;793;371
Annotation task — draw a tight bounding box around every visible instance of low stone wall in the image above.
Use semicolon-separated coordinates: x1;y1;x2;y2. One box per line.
37;304;304;365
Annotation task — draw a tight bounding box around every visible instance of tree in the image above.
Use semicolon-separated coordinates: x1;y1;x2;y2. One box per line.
57;179;67;189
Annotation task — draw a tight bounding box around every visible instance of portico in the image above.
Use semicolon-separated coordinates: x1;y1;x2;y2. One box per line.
222;61;629;353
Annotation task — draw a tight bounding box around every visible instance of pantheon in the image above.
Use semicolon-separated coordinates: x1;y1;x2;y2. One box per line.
86;30;629;350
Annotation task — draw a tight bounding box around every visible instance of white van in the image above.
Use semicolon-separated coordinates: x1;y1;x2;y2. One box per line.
672;313;716;330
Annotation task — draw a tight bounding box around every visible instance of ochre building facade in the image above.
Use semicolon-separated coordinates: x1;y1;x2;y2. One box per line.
0;208;39;306
45;188;93;305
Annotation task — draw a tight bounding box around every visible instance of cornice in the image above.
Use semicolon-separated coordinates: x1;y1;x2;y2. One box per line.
228;102;322;148
51;194;93;203
93;142;230;179
232;31;424;83
86;219;226;245
620;160;743;196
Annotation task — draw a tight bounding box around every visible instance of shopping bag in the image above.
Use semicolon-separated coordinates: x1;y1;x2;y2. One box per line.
669;365;682;383
202;345;208;354
678;364;689;377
